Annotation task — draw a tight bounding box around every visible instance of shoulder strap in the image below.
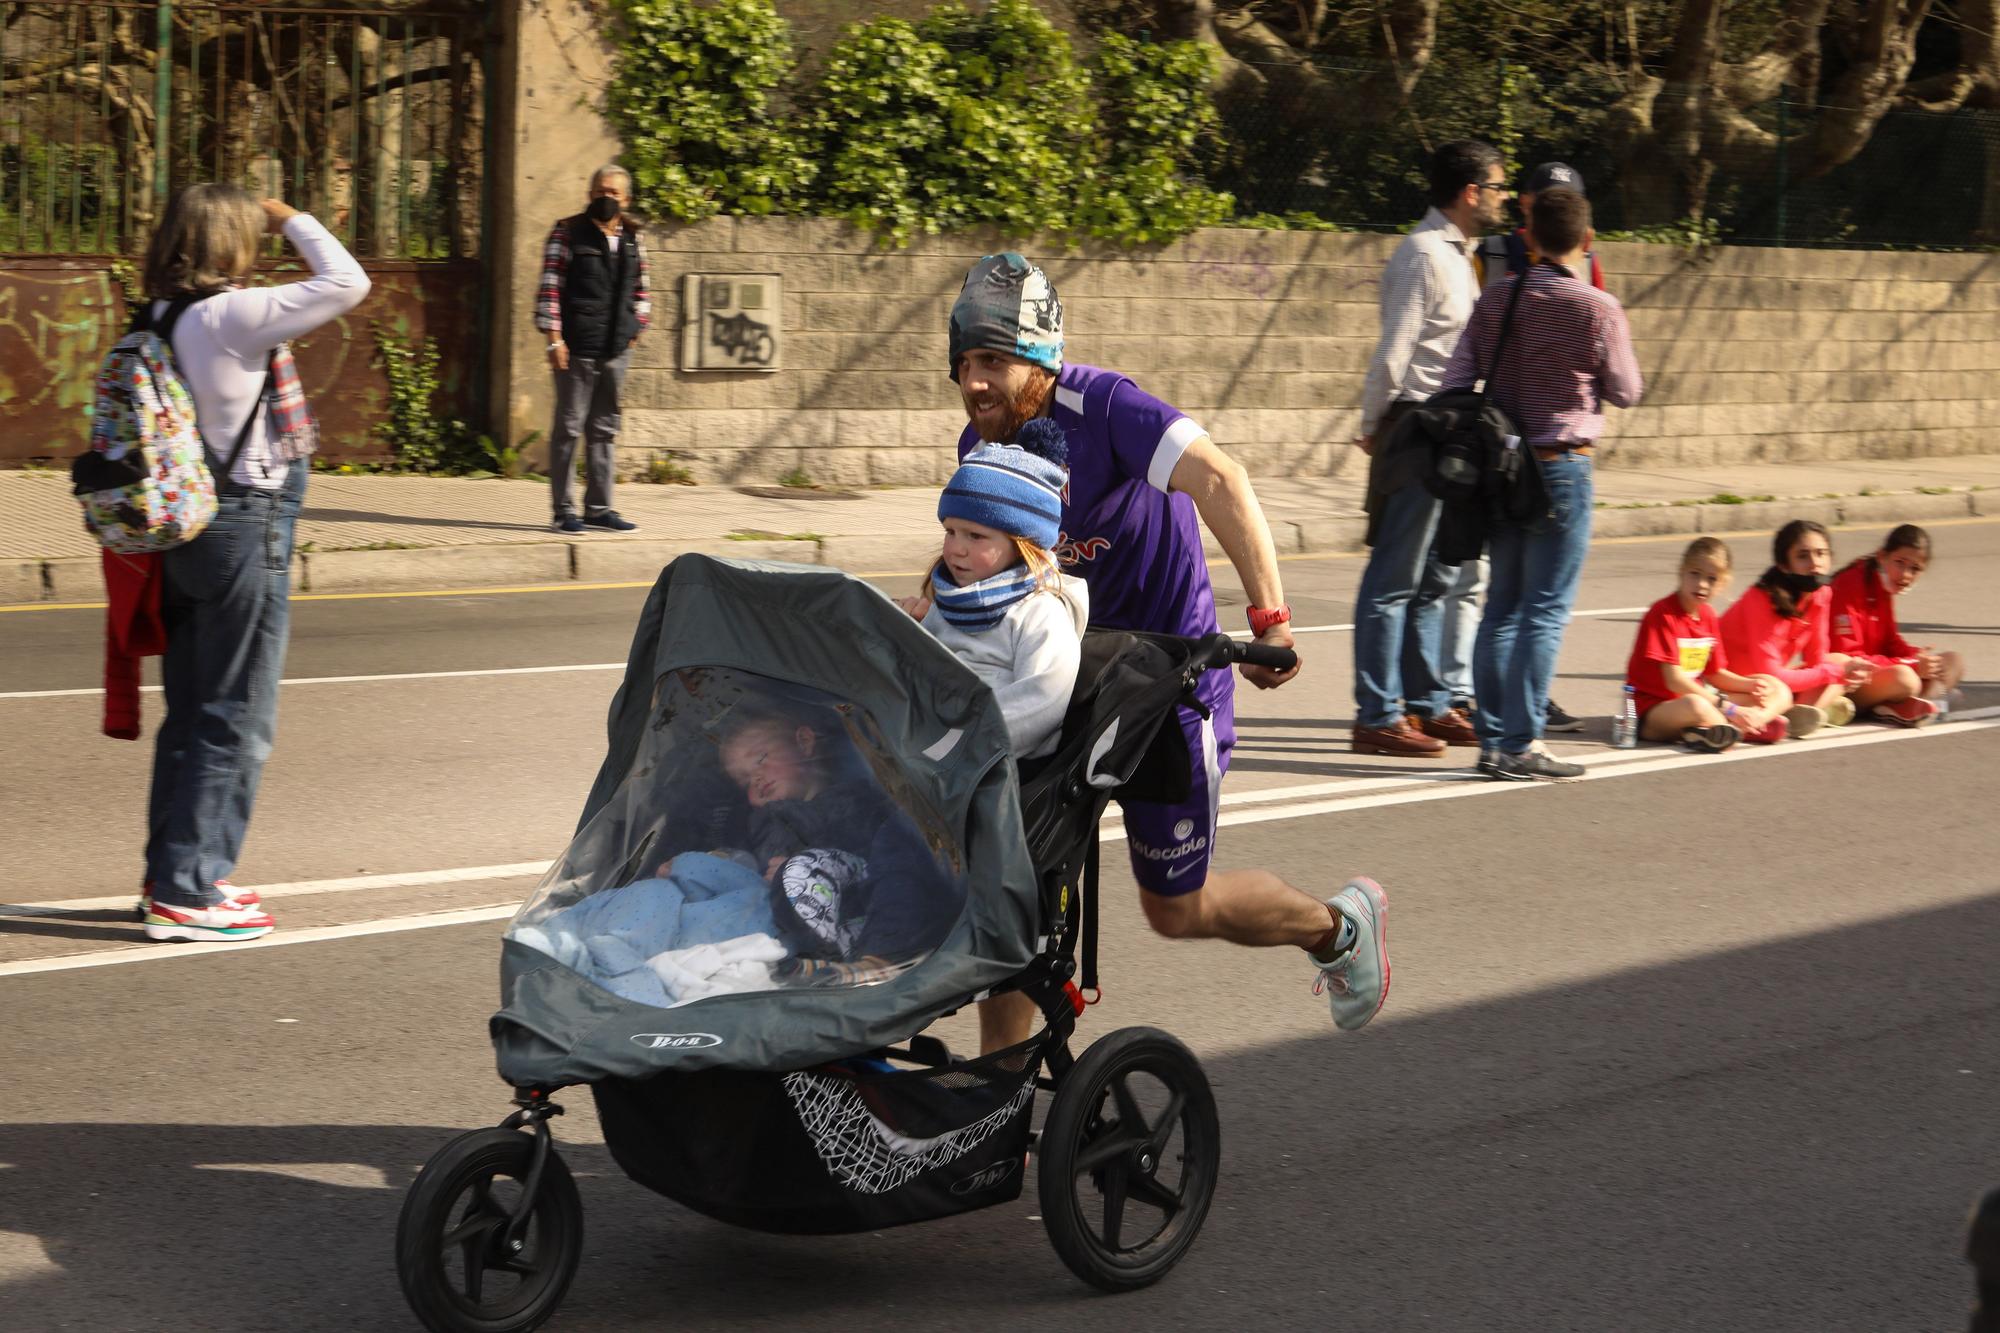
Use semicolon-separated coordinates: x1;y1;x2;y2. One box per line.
216;354;277;482
151;292;208;349
150;291;274;480
1477;267;1533;406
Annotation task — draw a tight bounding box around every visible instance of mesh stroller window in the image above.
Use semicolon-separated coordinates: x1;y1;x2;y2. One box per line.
507;667;968;1007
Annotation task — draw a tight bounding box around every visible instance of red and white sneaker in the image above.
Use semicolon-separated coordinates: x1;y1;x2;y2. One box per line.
137;879;261;920
143;896;275;943
1872;697;1940;728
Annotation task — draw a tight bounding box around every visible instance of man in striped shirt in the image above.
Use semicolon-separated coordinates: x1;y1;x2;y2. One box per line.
1442;188;1644;781
1351;140;1510;760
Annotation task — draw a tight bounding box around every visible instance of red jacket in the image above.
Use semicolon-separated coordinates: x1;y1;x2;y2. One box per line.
1719;584;1842;693
103;551;166;740
1828;559;1917;666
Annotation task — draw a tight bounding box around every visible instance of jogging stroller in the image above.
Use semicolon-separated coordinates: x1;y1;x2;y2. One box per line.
394;554;1294;1333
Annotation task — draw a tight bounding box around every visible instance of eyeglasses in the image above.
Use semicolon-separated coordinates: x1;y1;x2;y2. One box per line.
1474;182;1512;194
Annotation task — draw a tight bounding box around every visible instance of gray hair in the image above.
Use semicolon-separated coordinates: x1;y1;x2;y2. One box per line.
589;164;632;191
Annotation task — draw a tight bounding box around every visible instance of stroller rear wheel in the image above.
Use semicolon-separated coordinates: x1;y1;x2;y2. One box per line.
1039;1026;1220;1291
395;1128;584;1333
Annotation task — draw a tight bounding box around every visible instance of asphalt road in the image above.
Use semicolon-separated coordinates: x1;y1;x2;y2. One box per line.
3;516;1997;1331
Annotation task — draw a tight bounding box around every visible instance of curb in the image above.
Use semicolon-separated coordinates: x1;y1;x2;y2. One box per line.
3;489;1987;606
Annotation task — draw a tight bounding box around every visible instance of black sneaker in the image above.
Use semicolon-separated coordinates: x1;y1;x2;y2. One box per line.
1493;745;1586;782
553;515;584;534
582;511;638;532
1544;699;1586;732
1476;746;1502;778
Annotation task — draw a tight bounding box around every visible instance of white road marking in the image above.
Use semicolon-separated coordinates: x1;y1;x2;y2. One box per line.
3;710;1992;976
1097;709;2000;841
0;606;1661;702
0;860;552;918
0;663;626;701
0;903;518;978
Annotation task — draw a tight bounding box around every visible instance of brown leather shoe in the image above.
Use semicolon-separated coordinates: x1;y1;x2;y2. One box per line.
1352;718;1448;757
1415;707;1479;747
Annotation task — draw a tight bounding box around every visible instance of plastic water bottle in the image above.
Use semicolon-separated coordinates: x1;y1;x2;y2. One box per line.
1612;685;1639;749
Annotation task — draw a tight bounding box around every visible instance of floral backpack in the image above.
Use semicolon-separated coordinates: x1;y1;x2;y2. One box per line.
70;295;266;555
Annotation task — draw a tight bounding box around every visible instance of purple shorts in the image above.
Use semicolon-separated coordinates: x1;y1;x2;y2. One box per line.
1120;688;1235;897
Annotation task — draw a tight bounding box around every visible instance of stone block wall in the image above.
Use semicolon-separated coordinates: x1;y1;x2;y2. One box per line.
607;219;2000;486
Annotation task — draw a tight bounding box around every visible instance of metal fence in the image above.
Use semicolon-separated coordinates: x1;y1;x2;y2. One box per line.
1209;63;2000;250
0;0;487;258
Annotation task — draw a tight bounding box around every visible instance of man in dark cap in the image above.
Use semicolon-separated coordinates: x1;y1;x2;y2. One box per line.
946;252;1393;1054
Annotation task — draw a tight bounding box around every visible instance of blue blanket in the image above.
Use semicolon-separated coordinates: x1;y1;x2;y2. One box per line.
511;853;785;1007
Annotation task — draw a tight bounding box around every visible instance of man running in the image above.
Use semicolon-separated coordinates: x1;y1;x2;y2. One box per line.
945;253;1391;1052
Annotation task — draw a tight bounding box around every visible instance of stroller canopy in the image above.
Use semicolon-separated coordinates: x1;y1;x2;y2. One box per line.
493;554;1040;1084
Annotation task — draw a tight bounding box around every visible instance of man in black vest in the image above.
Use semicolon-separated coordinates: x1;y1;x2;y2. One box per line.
534;164;651;532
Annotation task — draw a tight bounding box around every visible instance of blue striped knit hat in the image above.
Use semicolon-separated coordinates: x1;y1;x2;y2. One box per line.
938;418;1069;550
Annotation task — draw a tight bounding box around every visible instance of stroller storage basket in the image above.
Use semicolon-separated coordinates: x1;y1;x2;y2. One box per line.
593;1038;1044;1235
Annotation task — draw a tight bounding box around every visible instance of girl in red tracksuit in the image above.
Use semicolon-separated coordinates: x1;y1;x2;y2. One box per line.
1719;520;1873;733
1626;537;1796;751
1828;524;1965;726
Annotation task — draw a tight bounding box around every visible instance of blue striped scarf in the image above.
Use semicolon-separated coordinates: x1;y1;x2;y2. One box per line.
931;563;1041;633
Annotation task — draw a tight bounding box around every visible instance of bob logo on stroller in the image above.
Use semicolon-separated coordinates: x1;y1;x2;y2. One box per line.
950;1160;1020;1196
630;1032;725;1051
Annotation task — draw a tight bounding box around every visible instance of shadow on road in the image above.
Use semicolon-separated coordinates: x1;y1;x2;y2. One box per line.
3;891;1996;1331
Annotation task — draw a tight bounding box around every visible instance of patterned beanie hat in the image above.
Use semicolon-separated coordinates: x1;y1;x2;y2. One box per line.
947;252;1063;383
937;417;1069;550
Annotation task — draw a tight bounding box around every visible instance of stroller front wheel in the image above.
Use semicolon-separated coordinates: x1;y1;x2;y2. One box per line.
1039;1026;1220;1291
395;1127;584;1333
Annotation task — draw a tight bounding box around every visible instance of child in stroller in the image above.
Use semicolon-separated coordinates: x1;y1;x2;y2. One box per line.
513;694;961;1006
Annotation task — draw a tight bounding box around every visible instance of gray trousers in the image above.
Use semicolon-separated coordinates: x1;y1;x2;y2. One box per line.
548;349;630;519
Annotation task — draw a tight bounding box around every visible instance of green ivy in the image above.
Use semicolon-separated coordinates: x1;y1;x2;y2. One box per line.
601;0;1238;247
808;1;1094;243
372;326;490;474
606;0;812;223
1077;34;1233;244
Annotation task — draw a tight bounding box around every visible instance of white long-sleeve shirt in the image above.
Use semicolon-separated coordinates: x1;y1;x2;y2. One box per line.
922;576;1089;760
1358;207;1477;436
149;214;370;489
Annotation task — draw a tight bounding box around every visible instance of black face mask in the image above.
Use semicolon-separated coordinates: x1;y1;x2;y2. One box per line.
1768;567;1829;597
587;195;622;224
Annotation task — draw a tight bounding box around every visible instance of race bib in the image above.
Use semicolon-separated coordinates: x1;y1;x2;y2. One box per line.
1677;637;1715;675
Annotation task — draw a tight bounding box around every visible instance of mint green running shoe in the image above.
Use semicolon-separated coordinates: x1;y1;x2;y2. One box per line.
1314;877;1390;1031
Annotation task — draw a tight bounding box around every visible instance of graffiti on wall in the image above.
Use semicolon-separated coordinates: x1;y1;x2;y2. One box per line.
0;259;485;465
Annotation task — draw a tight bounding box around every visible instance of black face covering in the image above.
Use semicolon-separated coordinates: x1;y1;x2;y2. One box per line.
587;195;621;224
1769;568;1830;597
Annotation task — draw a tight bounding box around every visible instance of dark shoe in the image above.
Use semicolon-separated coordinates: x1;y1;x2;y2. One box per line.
1543;699;1586;733
1493;745;1585;782
1415;707;1478;747
582;511;638;532
1352;719;1448;757
1476;746;1502;778
553;515;584;534
1681;723;1741;752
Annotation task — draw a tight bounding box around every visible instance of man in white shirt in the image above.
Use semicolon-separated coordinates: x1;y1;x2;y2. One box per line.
1350;140;1509;758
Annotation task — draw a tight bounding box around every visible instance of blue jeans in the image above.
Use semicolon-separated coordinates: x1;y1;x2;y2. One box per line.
1354;481;1460;728
1440;554;1488;707
1472;452;1594;753
146;467;307;907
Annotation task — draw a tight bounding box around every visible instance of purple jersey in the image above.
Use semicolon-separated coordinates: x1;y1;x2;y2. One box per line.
956;362;1230;709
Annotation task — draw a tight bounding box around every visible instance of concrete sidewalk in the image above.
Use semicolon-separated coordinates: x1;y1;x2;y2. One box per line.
5;453;1998;604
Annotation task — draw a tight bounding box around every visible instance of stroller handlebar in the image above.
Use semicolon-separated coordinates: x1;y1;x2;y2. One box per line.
1188;632;1297;675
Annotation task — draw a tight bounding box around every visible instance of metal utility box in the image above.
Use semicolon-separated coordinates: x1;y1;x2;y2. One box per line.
679;273;782;372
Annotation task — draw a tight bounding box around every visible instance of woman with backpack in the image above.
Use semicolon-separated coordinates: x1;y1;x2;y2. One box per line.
136;186;370;942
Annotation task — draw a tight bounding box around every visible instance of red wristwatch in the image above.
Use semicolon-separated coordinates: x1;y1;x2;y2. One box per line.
1247;603;1293;637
